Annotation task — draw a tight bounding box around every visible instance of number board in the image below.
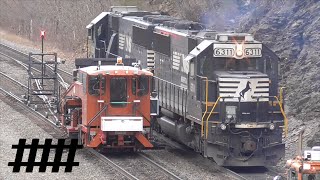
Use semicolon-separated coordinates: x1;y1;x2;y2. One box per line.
214;48;234;57
244;48;261;57
213;43;262;58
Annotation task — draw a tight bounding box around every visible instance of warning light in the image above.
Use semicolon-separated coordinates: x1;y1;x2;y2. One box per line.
40;31;46;38
117;57;123;64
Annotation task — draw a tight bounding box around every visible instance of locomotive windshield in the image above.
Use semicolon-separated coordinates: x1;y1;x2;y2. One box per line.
200;57;258;79
213;58;258;71
110;77;127;107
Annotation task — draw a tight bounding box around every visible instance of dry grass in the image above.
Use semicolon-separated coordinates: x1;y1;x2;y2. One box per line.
0;28;82;63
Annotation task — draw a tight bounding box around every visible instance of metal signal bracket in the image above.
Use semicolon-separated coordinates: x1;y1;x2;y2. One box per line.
27;52;59;107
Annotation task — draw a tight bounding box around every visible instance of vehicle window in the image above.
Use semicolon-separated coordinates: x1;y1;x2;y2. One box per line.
83;75;86;93
88;75;106;95
290;170;297;180
137;76;149;96
132;78;136;95
303;174;317;180
110;77;127;107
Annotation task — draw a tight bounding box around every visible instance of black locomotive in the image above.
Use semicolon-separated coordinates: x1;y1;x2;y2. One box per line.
85;6;287;166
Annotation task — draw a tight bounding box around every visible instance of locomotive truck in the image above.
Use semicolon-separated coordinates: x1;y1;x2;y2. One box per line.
85;6;288;166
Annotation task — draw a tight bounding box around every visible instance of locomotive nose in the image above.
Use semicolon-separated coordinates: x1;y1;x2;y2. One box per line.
242;140;257;153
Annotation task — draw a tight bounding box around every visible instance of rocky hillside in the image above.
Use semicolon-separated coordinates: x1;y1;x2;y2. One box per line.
237;0;320;149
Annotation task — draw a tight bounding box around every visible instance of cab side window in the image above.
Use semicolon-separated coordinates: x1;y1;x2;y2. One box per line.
88;75;106;95
132;78;137;95
137;76;149;96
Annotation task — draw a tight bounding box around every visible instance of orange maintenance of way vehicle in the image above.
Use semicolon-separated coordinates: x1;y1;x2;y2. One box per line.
284;129;320;180
286;150;320;180
59;58;158;150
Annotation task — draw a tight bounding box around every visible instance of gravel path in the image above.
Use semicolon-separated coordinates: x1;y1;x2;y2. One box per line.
0;99;125;180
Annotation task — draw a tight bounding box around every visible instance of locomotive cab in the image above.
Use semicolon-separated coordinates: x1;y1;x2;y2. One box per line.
60;59;156;150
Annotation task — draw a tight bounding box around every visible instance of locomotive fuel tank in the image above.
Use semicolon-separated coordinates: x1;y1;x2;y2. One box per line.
157;116;193;144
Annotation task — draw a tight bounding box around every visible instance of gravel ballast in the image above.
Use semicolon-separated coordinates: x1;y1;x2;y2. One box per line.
0;99;125;180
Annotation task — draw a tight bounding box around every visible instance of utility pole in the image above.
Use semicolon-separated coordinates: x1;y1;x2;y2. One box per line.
40;30;45;86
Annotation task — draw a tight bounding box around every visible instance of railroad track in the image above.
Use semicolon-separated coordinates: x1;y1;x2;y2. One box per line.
0;71;180;180
0;43;181;180
229;166;280;180
0;42;73;122
153;131;284;180
105;152;183;180
0;72;133;179
0;42;72;86
0;71;59;125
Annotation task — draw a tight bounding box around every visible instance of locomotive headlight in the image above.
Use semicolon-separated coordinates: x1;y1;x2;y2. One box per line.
269;123;275;130
236;49;243;57
220;123;227;130
236;44;243;57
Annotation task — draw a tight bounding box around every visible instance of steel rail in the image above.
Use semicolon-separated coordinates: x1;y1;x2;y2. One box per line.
0;51;69;89
85;149;139;180
138;152;183;180
153;132;248;180
0;87;59;128
0;43;70;88
0;45;68;122
0;42;73;78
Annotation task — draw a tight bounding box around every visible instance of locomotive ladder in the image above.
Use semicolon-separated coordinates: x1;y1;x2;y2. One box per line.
200;76;221;139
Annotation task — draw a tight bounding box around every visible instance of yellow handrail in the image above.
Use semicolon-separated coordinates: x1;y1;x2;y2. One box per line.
279;87;285;107
205;96;220;139
275;96;288;137
201;77;208;137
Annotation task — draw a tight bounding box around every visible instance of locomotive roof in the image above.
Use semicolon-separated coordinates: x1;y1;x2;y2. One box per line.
79;65;153;76
86;12;109;29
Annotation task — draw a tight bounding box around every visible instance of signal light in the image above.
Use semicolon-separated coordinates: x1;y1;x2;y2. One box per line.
117;57;123;64
40;30;46;38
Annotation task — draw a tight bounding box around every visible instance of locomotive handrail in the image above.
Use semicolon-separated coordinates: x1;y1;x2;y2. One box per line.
279;87;285;107
246;95;288;137
110;101;132;104
205;96;221;139
198;76;209;138
274;96;288;137
88;105;108;126
202;95;288;139
87;104;108;142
